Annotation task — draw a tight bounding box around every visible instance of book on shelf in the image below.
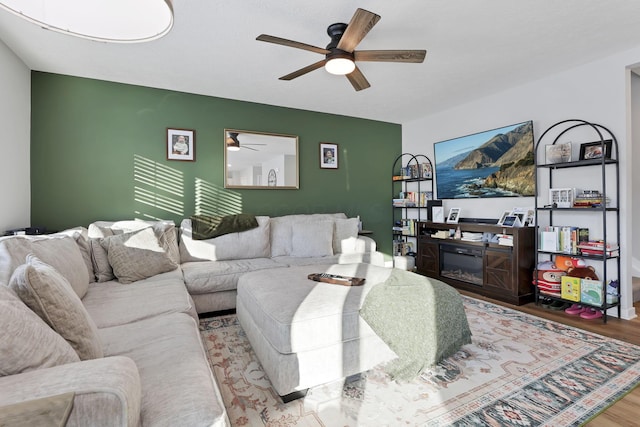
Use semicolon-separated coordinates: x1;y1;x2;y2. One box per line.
498;236;514;247
393;219;416;236
393;192;432;207
418;162;432;179
572;190;611;208
578;241;620;257
538;226;588;255
393;239;414;256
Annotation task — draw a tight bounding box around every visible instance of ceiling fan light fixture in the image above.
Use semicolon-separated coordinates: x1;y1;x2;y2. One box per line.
325;51;355;75
0;0;173;43
226;133;241;151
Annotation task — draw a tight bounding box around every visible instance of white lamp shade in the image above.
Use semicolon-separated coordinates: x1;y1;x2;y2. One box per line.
0;0;174;43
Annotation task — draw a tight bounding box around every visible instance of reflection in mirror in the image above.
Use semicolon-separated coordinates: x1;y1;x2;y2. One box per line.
224;129;299;189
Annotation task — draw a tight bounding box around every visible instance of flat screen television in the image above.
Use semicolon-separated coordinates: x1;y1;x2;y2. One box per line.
433;120;535;199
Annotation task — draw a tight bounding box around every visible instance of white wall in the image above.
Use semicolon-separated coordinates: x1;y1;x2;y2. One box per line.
0;39;30;232
631;72;640;277
403;45;640;320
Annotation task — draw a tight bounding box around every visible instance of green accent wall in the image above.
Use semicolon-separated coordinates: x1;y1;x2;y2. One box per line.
30;72;401;254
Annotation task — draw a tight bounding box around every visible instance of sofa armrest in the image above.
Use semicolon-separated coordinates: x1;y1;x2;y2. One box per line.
0;356;141;427
350;235;377;253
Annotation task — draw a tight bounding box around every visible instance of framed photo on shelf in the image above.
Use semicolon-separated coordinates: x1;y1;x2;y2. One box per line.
320;143;338;169
501;215;522;227
545;142;572;164
446;207;461;223
579;139;612;160
432;206;445;223
167;128;195;161
497;210;512;225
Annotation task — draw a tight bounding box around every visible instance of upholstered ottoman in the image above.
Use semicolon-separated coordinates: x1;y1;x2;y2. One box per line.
236;263;398;400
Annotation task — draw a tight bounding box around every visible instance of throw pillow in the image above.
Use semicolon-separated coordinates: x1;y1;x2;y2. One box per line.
0;285;80;376
291;220;334;257
90;238;114;282
333;217;360;254
88;219;181;267
9;255;103;360
100;227;178;284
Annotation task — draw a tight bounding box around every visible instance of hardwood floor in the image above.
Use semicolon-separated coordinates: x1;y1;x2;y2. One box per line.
458;289;640;426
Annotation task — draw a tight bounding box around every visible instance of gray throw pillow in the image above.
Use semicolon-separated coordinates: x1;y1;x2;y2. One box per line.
291;220;334;257
0;285;80;376
9;255;103;360
100;227;178;284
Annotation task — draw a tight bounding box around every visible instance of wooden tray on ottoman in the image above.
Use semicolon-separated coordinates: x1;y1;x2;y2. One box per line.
307;273;365;286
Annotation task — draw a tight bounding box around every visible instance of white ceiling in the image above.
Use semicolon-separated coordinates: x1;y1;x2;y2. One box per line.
2;1;640;124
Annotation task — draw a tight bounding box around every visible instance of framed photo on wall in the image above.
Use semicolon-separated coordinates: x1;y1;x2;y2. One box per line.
320;143;338;169
167;128;195;161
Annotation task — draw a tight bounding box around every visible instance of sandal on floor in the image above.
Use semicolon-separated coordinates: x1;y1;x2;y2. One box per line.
565;304;586;315
549;300;570;310
580;308;603;319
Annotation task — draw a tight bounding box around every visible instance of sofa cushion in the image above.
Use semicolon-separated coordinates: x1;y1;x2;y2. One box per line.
0;235;90;299
291;220;334;257
9;255;103;360
53;227;95;283
98;313;228;427
333;217;360;254
270;213;348;257
0;285;80;376
179;216;271;262
181;258;284;295
100;228;178;284
83;269;198;329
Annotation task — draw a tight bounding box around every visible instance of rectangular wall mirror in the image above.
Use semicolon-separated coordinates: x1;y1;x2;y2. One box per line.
224;129;299;189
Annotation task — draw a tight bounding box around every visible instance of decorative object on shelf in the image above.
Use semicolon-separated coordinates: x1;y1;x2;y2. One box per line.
434;120;534;199
579;139;612;160
548;188;575;208
224;129;299;189
167;128;195;162
320;143;338;169
446;208;461;224
545;142;572;164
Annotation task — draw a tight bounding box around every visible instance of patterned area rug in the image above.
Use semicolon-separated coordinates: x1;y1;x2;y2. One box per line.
199;296;640;426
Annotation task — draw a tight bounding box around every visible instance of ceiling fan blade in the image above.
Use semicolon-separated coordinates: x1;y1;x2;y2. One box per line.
243;146;259;151
355;49;427;63
346;66;371;91
337;8;381;52
279;59;327;81
256;34;329;55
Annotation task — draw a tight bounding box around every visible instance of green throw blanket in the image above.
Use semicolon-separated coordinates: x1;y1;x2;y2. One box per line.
191;214;258;240
360;269;472;381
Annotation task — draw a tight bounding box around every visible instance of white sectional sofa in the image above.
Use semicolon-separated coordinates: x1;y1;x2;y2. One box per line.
0;213;380;425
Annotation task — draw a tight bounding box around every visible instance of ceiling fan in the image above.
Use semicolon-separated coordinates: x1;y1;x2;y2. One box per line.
226;132;266;151
256;8;426;91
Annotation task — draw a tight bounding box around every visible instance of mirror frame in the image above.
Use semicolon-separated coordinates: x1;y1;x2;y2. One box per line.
224;129;299;189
